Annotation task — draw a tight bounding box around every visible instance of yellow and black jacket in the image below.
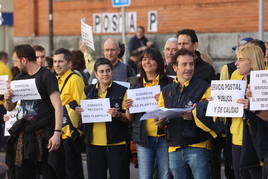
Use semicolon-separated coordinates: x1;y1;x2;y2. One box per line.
83;82;128;145
160;77;215;147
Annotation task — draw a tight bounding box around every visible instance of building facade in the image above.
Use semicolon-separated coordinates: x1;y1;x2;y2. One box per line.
13;0;268;71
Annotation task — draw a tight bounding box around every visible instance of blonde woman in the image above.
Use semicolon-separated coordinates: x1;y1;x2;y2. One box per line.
231;44;266;179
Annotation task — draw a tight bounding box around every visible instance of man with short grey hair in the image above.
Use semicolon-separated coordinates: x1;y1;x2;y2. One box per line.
164;37;178;75
91;38;134;82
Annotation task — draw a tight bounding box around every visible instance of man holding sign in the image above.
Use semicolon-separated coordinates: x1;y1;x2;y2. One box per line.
157;49;216;179
4;45;63;179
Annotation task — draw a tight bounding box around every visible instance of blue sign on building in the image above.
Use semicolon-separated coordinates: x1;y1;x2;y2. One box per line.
112;0;131;7
0;12;13;26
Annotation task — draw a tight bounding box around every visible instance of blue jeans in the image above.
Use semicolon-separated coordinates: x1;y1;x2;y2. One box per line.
169;147;211;179
137;136;169;179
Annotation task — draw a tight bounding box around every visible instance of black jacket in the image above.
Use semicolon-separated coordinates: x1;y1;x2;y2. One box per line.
83;82;129;145
162;78;211;146
240;110;268;169
130;75;173;147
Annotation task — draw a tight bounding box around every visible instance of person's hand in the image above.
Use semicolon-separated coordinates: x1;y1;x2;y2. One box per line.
79;43;90;53
137;46;146;52
48;132;61;152
246;85;252;99
154;118;164;127
237;99;249;109
3;115;9;122
124;99;133;109
107;108;119;118
75;106;84;114
4;81;13;101
208;96;214;101
181;111;193;120
154;93;160;102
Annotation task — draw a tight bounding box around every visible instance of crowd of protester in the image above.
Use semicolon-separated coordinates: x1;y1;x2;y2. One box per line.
0;27;268;179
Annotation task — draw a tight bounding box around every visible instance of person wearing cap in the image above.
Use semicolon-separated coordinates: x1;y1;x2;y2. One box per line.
220;37;253;80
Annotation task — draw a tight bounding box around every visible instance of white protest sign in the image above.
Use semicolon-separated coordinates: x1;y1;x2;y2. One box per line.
206;80;246;117
81;98;111;123
81;17;95;51
127;85;160;114
0;75;8;95
250;70;268;110
4;108;19;136
11;79;41;103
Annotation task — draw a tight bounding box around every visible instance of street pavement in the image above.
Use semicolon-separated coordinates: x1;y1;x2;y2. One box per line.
0;152;227;179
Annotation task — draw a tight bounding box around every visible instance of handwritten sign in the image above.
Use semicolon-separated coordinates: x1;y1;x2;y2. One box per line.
81;98;111;123
206;80;246;117
4;108;19;136
127;85;160;114
81;17;95;51
0;75;8;95
250;70;268;110
11;79;41;102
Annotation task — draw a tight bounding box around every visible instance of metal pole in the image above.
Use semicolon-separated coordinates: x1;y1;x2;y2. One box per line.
259;0;264;40
121;7;127;63
48;0;54;56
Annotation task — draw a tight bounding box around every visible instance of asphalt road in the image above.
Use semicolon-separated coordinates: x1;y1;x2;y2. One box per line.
0;153;228;179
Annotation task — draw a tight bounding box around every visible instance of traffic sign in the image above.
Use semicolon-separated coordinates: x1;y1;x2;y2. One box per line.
112;0;131;7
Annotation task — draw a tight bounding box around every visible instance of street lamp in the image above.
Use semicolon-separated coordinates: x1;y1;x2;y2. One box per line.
48;0;53;56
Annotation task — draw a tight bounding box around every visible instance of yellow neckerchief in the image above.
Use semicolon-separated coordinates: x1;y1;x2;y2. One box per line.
92;81;126;146
96;81;112;96
143;75;162;137
173;78;190;92
143;74;160;86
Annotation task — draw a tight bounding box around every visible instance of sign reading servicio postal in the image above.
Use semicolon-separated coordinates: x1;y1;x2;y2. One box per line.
80;98;111;123
127;85;160;114
11;79;41;103
206;80;246;118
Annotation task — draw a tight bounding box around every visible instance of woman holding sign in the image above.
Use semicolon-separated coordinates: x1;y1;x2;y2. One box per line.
230;44;267;179
77;58;130;179
125;48;173;179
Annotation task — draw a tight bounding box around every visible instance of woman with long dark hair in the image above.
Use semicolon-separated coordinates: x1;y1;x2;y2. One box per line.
125;48;172;179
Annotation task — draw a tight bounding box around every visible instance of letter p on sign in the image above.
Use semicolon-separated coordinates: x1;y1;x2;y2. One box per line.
148;11;157;32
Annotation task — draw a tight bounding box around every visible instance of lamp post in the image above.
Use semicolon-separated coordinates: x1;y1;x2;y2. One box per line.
48;0;53;56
